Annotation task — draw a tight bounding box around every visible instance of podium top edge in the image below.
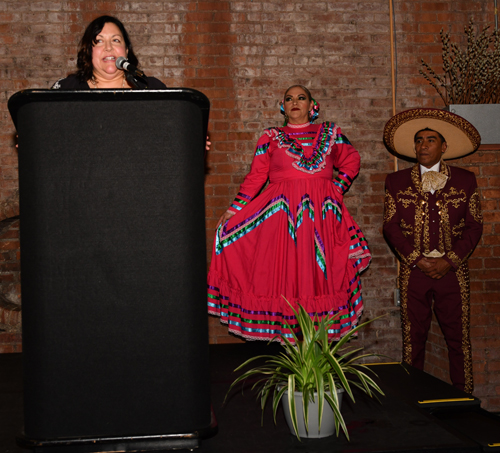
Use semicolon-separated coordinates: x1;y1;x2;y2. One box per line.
8;88;210;128
9;88;209;104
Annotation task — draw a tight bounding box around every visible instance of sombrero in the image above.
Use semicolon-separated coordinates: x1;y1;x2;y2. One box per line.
383;108;481;159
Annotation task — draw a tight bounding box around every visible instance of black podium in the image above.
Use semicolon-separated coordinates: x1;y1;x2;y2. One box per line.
8;89;213;451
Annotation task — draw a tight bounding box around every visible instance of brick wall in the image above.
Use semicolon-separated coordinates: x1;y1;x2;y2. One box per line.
465;146;500;409
0;192;20;353
0;0;498;409
0;216;21;354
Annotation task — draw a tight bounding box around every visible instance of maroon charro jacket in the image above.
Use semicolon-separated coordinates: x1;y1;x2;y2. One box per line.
383;162;483;271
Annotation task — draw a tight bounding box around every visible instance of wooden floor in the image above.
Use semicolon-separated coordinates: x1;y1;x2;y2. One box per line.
2;343;500;453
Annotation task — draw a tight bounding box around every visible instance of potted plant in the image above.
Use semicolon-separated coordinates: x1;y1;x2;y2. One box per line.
226;300;385;440
419;20;500;144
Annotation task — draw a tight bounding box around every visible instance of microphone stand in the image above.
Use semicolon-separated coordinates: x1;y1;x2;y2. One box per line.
125;72;149;89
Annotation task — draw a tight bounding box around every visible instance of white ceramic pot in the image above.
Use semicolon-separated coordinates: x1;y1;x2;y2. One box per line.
282;388;344;438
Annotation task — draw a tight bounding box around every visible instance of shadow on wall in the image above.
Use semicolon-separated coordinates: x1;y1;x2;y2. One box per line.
0;192;21;353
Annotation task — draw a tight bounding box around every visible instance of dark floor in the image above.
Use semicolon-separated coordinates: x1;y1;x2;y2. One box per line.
2;343;500;453
1;353;24;453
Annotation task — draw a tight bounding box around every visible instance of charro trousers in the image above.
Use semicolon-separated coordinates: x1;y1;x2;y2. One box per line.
403;267;472;393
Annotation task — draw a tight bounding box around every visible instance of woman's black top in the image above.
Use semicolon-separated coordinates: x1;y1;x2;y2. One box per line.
51;74;166;90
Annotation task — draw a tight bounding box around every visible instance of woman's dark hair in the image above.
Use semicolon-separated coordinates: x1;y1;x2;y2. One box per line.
284;85;312;102
75;15;139;82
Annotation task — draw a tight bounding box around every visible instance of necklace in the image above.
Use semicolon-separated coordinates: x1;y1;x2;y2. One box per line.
286;122;310;129
90;74;126;88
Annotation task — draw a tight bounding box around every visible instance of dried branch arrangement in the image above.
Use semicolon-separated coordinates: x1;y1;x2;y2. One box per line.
420;20;500;105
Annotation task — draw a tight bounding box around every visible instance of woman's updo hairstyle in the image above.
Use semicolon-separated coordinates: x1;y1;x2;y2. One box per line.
280;84;320;124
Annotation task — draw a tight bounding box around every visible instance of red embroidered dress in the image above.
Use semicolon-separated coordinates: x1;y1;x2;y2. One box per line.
207;122;371;342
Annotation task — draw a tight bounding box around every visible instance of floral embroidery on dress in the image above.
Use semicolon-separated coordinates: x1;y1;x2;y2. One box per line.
51;78;63;90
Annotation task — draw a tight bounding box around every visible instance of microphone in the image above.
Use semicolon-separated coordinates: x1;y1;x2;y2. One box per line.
116;56;145;79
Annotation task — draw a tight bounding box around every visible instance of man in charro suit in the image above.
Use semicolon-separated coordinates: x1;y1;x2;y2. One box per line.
382;108;483;393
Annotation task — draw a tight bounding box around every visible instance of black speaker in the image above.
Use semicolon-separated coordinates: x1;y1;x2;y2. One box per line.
9;89;212;448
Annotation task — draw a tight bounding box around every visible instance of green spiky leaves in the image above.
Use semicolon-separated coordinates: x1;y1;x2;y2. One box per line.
225;299;386;441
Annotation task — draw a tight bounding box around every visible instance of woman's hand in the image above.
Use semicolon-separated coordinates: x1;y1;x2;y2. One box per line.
217;210;235;229
206;136;211;151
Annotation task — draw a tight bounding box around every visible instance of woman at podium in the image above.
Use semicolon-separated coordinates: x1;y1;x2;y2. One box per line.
48;15;211;151
51;15;166;90
207;85;371;343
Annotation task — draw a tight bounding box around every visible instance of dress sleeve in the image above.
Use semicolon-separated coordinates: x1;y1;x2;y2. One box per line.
51;78;64;89
443;175;483;270
331;127;360;195
383;174;424;268
146;76;167;88
51;75;82;90
227;133;271;214
51;74;89;90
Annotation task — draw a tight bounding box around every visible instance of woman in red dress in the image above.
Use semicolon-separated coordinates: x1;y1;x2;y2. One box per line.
208;85;371;343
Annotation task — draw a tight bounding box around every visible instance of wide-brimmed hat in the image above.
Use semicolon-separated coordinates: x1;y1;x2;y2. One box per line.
383;108;481;159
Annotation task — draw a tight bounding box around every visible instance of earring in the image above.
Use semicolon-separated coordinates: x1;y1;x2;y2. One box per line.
308;99;320;123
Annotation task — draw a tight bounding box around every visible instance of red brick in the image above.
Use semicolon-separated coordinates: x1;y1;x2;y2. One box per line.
488;177;500;187
485;281;500;292
468;258;483;269
204;196;233;208
180;33;212;44
487;361;500;372
484;258;500;268
419;24;445;34
198;2;230;12
197;67;230;78
476;294;500;305
421;3;450;12
205;174;232;185
184;12;213;22
482;188;500;199
482;166;500;176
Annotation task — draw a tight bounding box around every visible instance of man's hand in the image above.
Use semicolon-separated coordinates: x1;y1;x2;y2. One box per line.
416;257;452;279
